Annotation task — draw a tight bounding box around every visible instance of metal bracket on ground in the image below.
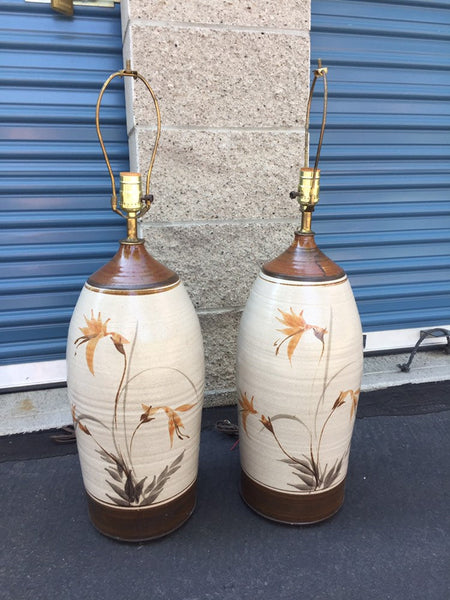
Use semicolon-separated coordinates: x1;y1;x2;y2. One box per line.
397;328;450;373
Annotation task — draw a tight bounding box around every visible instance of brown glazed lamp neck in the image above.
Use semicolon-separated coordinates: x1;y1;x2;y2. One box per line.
262;232;345;282
87;241;179;290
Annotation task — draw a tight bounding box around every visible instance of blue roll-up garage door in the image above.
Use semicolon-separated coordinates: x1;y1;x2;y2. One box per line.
0;0;128;387
310;0;450;351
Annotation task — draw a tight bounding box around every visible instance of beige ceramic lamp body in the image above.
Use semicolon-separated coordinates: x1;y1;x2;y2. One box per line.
66;65;204;541
236;63;363;523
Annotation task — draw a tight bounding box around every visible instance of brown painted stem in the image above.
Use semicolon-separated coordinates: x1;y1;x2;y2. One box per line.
111;351;128;467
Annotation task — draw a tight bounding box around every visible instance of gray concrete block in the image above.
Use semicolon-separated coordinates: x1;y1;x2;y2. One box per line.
127;0;311;30
136;128;304;221
204;388;238;408
200;309;242;393
129;25;309;128
141;220;298;309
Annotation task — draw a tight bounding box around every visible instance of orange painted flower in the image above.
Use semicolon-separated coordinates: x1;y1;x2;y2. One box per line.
349;389;360;419
74;310;129;375
238;392;257;434
274;307;327;362
140;404;159;425
332;389;360;418
109;332;129;356
332;391;347;411
163;403;196;447
260;415;274;434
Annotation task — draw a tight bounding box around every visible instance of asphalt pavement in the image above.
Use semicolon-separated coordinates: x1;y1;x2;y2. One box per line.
1;381;449;600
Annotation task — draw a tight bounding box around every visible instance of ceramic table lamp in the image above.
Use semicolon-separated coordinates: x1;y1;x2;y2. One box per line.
236;62;363;523
66;64;204;541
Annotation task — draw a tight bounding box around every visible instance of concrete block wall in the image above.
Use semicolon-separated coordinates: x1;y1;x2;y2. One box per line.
121;0;311;406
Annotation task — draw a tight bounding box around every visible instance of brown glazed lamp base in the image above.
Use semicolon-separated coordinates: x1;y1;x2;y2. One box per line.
86;480;197;542
240;470;345;525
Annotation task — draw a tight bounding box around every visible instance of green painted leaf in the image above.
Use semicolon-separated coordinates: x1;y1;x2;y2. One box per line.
288;482;313;491
105;467;122;483
105;493;129;507
106;479;129;502
292;471;315;488
144;475;157;496
96;448;115;464
134;477;147;499
170;451;185;469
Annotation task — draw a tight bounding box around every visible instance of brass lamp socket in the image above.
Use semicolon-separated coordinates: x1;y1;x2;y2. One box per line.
120;172;142;213
298;167;320;210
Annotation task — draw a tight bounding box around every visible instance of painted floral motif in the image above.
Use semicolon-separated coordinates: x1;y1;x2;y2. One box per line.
241;387;359;492
136;403;196;448
72;311;197;507
240;306;360;493
74;310;129;375
238;392;257;435
348;389;360;419
274;308;327;362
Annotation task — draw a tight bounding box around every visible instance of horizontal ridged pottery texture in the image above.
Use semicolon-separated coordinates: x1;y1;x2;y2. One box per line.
66;243;204;540
236;233;363;523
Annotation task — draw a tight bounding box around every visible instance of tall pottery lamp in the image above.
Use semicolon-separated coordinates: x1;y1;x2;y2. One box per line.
236;62;363;523
66;64;205;541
